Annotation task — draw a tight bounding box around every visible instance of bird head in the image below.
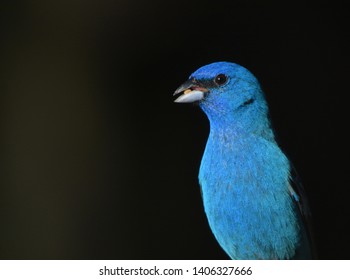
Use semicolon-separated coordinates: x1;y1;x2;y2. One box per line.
174;62;270;134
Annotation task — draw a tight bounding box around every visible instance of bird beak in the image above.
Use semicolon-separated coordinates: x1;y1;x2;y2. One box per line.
173;78;209;103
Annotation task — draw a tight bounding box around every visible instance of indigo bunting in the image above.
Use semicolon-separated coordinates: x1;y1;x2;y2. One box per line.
174;62;315;259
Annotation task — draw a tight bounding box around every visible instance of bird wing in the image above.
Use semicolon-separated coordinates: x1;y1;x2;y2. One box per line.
288;164;312;218
288;164;317;259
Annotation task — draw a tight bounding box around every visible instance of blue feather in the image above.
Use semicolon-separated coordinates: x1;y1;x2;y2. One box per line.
174;62;314;259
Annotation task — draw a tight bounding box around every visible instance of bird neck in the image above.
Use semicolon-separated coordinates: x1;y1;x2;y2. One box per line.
207;108;275;143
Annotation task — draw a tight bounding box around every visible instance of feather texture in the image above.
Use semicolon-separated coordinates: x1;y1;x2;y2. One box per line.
175;62;314;259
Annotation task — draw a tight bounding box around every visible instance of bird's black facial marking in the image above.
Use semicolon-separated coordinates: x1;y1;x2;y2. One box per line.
214;74;228;86
191;74;228;90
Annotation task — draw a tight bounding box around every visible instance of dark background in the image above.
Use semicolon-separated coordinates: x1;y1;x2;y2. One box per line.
0;1;349;259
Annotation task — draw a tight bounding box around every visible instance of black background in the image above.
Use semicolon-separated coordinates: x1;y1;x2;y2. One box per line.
0;1;349;259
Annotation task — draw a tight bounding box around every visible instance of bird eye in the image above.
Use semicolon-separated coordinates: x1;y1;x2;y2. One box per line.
214;74;228;86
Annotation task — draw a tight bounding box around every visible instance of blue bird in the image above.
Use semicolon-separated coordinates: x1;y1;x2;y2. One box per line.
174;62;315;259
